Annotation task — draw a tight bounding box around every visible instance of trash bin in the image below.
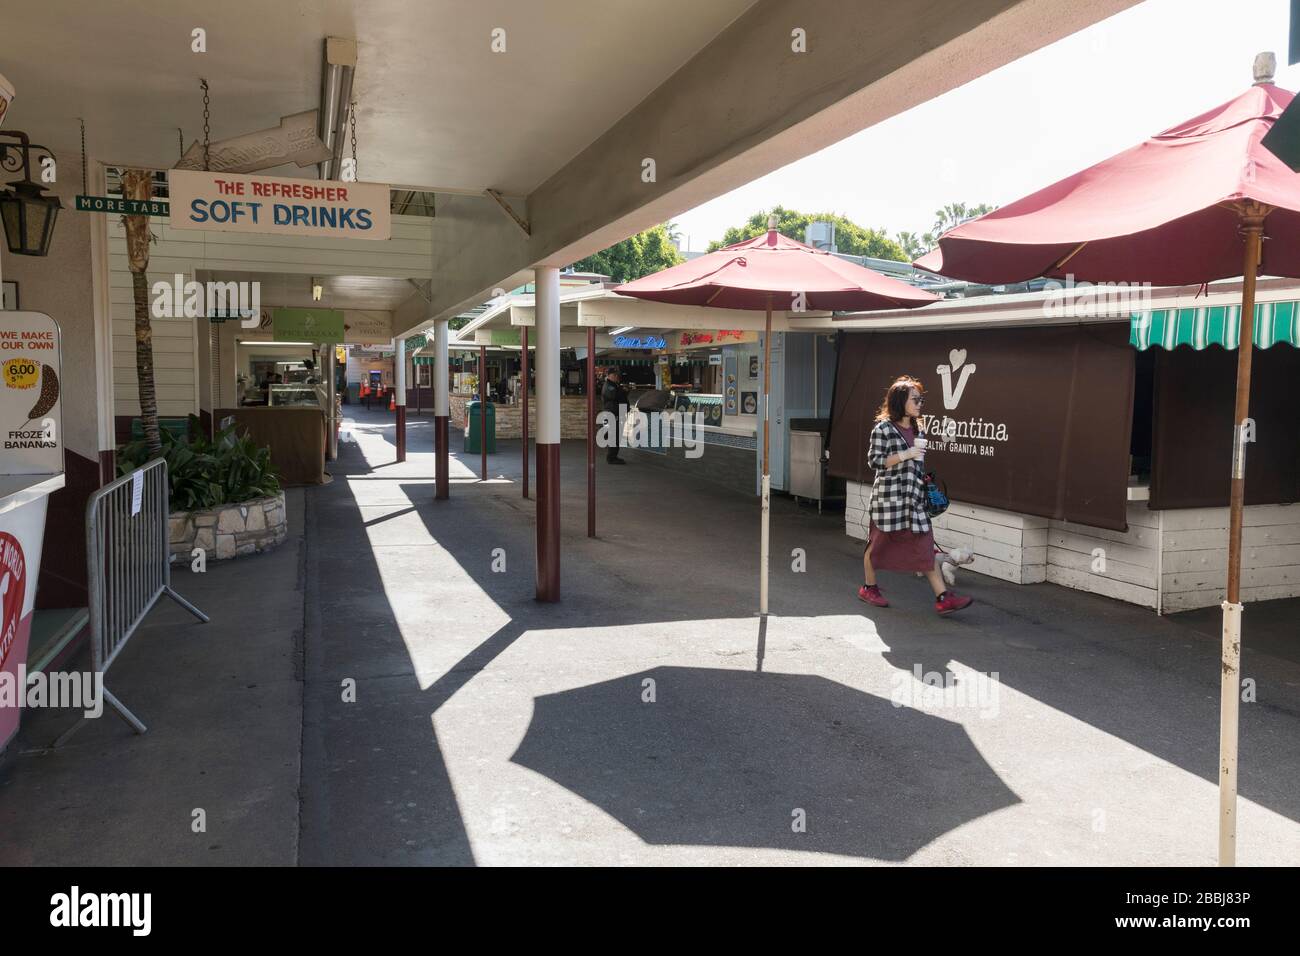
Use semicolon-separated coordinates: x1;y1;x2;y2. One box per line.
464;400;496;453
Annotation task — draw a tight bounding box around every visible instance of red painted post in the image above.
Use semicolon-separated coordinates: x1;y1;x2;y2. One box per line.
587;325;595;538
535;267;561;602
435;320;449;500
479;345;488;480
521;325;529;498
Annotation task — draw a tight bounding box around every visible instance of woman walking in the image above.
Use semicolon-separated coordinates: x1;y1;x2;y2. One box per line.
858;376;973;616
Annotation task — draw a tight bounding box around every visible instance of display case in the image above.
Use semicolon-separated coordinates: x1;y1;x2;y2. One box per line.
268;383;326;408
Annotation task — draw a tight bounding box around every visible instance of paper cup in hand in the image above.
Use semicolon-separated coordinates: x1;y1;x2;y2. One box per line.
913;437;928;451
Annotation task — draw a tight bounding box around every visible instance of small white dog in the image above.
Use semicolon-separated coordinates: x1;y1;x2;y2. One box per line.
935;546;975;587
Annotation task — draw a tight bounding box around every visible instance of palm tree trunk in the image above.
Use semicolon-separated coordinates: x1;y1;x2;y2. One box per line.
120;169;160;455
131;269;160;454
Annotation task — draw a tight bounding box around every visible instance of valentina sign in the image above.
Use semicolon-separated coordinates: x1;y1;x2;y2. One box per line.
168;169;391;241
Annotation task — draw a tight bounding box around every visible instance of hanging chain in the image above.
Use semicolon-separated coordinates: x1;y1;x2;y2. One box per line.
349;100;357;180
201;78;211;171
79;118;87;195
178;127;184;160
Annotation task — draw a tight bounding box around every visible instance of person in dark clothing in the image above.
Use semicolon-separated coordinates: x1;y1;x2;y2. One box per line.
601;367;628;464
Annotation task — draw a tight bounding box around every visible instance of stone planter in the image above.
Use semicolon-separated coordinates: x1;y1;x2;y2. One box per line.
168;491;287;563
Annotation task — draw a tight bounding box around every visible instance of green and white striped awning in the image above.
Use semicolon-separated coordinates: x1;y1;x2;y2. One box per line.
1130;301;1300;351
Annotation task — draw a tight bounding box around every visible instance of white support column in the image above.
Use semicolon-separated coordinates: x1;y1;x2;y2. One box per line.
535;265;561;601
434;318;450;499
434;321;449;417
536;268;561;446
396;337;407;398
325;346;338;460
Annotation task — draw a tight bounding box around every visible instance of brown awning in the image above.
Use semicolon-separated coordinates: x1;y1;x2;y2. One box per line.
1149;345;1300;509
828;323;1134;531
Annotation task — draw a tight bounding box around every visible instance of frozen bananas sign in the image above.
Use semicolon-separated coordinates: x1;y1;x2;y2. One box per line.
0;312;63;473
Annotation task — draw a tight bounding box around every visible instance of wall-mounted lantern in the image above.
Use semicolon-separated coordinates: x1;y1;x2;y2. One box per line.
0;130;61;257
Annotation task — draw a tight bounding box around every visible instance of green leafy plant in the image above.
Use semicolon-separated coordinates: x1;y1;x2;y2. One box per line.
117;414;281;512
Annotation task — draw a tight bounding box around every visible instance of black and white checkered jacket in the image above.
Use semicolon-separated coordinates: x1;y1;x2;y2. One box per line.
867;419;930;534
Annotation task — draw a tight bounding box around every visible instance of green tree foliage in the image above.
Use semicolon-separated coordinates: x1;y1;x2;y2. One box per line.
117;415;280;512
894;230;928;261
708;206;906;261
898;202;998;261
569;223;684;282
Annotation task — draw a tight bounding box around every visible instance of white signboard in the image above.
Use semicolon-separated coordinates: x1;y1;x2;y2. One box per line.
173;110;331;174
344;311;393;345
0;312;63;476
168;169;392;241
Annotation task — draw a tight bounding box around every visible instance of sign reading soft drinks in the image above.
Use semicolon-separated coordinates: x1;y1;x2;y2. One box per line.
168;170;391;240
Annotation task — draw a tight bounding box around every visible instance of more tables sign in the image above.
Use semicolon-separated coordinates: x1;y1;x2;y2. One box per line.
75;195;169;217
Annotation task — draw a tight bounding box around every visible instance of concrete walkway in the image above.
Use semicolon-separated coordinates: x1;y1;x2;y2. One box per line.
3;405;1299;866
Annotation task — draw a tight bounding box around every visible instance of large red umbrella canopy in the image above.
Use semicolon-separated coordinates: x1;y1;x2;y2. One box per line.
616;228;939;311
612;223;935;619
913;63;1300;868
914;81;1300;285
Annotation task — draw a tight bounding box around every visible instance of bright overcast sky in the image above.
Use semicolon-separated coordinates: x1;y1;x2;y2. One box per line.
673;0;1300;253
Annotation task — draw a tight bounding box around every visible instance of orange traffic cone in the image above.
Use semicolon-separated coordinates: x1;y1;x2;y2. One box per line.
388;391;396;412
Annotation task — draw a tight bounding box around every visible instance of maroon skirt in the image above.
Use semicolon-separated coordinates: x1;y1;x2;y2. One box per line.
866;520;936;573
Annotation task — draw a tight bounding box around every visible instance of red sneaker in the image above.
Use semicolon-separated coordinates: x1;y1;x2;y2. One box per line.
935;591;974;616
858;584;889;608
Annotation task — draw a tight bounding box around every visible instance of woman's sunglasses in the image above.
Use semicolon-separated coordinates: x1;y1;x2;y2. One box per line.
908;394;925;405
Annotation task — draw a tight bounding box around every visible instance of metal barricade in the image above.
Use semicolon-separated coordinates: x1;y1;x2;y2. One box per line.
55;458;208;744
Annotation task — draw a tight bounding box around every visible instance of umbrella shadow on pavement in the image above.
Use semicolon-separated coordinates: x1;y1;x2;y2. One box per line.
510;665;1019;860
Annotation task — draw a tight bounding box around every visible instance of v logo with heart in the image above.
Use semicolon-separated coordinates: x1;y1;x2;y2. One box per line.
936;349;977;410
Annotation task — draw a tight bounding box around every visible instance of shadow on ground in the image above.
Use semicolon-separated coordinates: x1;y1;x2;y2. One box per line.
510;666;1018;859
376;407;1300;847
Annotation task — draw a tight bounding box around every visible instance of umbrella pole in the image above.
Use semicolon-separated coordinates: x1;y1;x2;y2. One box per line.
1218;202;1268;867
761;299;772;615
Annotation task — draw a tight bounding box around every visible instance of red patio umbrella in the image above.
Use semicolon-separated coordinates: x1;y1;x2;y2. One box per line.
617;218;938;614
915;54;1299;866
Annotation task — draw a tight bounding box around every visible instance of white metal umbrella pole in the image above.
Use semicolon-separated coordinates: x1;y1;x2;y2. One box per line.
760;297;772;615
1219;202;1269;867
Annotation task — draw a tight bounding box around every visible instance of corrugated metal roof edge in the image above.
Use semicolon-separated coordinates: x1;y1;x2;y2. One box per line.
832;277;1300;332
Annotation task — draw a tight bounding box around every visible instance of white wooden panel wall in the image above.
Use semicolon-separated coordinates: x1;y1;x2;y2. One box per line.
846;488;1300;614
933;502;1047;585
1046;505;1159;610
846;483;1047;584
1160;503;1300;612
109;254;199;418
108;214;432;418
